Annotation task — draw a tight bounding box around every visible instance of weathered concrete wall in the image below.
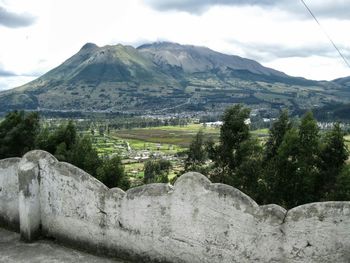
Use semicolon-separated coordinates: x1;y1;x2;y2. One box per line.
18;151;57;240
1;150;350;262
283;202;350;262
0;158;20;230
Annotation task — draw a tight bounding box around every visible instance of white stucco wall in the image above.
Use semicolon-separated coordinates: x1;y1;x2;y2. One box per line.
0;158;20;230
283;202;350;262
1;150;350;262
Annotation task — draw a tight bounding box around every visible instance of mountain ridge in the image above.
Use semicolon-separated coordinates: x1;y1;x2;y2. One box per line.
137;41;287;77
0;42;348;115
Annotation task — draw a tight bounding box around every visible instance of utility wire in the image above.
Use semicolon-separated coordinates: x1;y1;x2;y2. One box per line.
300;0;350;69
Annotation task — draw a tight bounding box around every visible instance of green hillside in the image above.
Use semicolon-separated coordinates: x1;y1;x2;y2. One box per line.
0;42;349;115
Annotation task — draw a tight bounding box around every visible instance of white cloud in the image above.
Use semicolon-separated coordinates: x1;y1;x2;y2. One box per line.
0;6;36;28
143;0;350;20
0;0;349;91
0;76;36;91
265;56;350;81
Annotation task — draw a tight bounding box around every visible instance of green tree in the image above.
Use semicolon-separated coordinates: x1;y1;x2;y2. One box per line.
317;123;349;199
36;121;77;156
0;111;39;158
54;142;68;161
208;105;250;177
55;121;77;151
209;105;263;198
185;130;208;173
218;105;250;172
97;156;129;190
332;164;350;200
271;128;300;207
262;110;292;204
266;112;320;208
264;110;292;162
297;111;320;204
209;105;250;181
36;122;104;180
35;126;53;152
1;113;130;190
234;137;264;201
144;159;172;184
68;136;101;177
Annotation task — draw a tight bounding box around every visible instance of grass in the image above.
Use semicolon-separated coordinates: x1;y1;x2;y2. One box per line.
125;162;144;178
112;125;272;149
117;137;183;154
123;158;183;185
344;135;350;149
81;132;129;156
111;124;220;147
85;128;188;183
88;124;350;183
87;125;275;158
251;128;269;136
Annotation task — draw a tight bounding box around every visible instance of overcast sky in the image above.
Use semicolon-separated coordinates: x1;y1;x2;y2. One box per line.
0;0;350;90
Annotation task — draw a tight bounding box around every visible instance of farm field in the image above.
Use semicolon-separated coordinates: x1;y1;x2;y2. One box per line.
88;127;192;185
85;123;350;183
112;125;270;147
92;124;271;185
89;124;220;185
91;125;271;159
111;124;220;147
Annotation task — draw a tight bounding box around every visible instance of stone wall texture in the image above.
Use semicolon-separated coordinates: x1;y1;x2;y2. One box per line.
0;150;350;262
0;157;20;230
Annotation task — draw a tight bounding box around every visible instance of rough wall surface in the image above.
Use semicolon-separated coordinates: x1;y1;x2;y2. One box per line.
0;158;20;230
1;150;350;262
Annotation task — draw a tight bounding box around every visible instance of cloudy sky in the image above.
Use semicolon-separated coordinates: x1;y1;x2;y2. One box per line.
0;0;350;90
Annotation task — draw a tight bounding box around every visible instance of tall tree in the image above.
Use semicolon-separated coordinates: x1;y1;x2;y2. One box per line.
268;112;320;208
297;111;320;204
264;110;292;162
209;105;263;197
69;135;101;177
262;110;292;204
234;137;264;201
37;122;104;181
184;130;208;173
36;121;77;155
97;155;129;190
55;120;77;151
144;159;172;184
317;123;349;199
215;105;250;172
332;164;350;200
272;128;300;207
262;112;323;208
0;111;39;158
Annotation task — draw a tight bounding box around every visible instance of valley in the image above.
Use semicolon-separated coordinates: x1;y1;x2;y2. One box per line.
41;116;348;188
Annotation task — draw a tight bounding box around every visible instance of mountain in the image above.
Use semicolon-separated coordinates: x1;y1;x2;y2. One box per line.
0;42;348;115
138;42;287;76
333;76;350;87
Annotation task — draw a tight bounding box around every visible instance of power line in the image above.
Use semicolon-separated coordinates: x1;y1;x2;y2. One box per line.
300;0;350;69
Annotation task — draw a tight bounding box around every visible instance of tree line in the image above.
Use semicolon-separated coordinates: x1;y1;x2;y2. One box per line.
1;108;349;209
0;110;173;189
0;111;129;190
184;105;350;208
